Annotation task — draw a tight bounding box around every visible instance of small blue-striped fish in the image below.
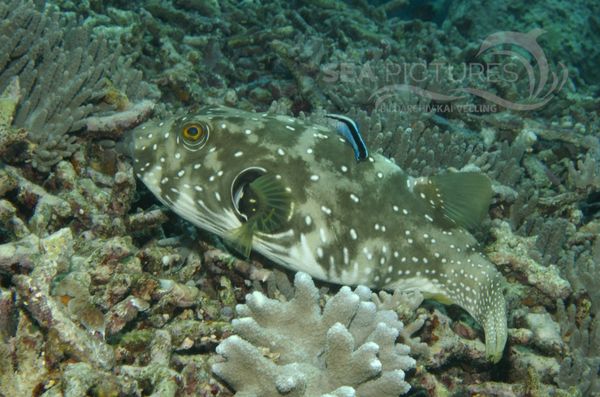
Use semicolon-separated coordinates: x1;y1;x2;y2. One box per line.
127;106;507;362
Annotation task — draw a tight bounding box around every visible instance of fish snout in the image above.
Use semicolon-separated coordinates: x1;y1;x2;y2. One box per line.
116;129;136;159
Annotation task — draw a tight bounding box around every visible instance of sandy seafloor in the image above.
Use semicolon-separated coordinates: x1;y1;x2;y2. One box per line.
0;0;599;396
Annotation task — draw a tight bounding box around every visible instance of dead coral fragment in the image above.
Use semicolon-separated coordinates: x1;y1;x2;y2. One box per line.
487;221;571;300
213;272;415;397
84;99;156;137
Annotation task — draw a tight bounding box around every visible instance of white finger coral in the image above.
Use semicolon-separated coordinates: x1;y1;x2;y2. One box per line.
213;272;415;397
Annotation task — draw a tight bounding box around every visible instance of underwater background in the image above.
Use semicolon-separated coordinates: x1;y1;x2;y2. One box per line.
0;0;599;396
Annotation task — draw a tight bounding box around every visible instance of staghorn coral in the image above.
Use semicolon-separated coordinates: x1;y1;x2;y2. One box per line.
556;302;600;396
0;0;155;172
213;272;415;397
354;111;484;177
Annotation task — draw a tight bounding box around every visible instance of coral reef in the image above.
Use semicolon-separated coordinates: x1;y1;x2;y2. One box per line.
213;272;415;397
0;0;156;172
0;0;598;396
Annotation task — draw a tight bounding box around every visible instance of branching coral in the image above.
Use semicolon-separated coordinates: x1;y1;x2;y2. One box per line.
213;272;415;397
0;0;155;172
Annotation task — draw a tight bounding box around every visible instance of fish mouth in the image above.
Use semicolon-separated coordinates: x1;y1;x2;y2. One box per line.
230;167;267;222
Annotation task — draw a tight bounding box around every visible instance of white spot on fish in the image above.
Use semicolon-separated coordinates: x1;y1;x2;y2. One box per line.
177;170;185;177
310;175;320;181
245;129;252;135
277;148;285;156
350;193;359;203
305;215;312;226
319;228;327;243
234;151;243;157
286;125;295;131
321;206;332;215
349;228;358;240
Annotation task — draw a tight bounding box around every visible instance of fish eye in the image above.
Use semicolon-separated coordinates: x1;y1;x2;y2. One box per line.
181;122;209;149
182;123;204;141
183;125;201;140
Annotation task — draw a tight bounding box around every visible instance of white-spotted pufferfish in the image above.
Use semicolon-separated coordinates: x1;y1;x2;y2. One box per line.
127;106;507;362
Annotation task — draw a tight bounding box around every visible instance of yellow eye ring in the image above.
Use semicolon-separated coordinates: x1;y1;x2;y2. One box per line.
181;122;209;149
182;124;203;141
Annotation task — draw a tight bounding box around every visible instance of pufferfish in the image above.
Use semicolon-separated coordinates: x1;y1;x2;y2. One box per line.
126;106;507;362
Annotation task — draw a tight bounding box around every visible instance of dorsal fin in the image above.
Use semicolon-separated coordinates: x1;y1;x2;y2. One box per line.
415;172;493;230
